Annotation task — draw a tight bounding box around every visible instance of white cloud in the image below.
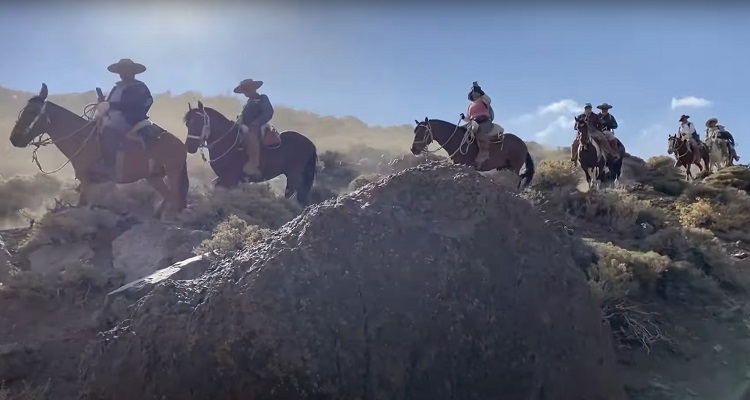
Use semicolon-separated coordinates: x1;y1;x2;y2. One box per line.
671;96;712;110
537;99;582;115
534;115;571;141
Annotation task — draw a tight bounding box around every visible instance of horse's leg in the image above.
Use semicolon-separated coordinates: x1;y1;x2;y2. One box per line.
145;177;171;219
284;172;302;202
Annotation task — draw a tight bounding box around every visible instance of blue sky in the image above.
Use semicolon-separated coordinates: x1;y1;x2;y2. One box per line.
1;2;749;158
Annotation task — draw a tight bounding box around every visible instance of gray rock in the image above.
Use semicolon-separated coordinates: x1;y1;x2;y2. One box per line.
28;242;95;275
0;235;17;284
111;220;210;282
81;162;627;400
97;254;211;329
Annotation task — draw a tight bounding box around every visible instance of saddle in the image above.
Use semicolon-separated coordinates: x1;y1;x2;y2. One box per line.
467;120;505;141
239;123;282;149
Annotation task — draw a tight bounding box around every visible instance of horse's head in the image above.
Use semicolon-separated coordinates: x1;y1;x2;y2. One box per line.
411;117;432;155
10;83;51;148
667;134;679;154
184;100;210;154
574;115;590;143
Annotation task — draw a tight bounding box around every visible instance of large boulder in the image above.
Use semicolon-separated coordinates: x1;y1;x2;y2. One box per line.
80;162;627;400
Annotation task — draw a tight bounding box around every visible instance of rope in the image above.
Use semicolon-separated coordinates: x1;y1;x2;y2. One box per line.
28;102;99;175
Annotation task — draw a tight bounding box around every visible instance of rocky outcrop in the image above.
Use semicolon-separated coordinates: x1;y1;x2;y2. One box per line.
111;221;210;283
80;162;627;400
0;235;17;283
97;255;212;329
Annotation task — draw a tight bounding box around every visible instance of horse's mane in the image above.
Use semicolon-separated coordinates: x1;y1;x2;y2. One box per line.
182;106;231;124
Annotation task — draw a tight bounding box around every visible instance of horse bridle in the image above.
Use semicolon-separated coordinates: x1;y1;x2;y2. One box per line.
186;109;243;162
185;109;212;144
17;100;51;139
668;135;690;159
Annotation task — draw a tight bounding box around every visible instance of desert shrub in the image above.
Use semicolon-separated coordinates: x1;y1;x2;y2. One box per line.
675;191;750;242
530;160;579;191
0;262;122;303
349;174;382;191
316;151;361;191
702;165;750;191
586;240;672;353
641;156;687;196
645;227;750;292
179;184;300;231
675;198;716;228
19;205;123;254
562;190;665;233
195;215;271;258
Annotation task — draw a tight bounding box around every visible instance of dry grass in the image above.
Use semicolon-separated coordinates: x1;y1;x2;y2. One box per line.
195;215;271;258
530;160;580;191
642;156;687;196
562;190;665;233
675;188;750;242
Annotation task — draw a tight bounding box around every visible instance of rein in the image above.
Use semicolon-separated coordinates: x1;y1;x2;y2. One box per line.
415;118;504;158
670;136;691;160
19;101;99;175
186;110;242;163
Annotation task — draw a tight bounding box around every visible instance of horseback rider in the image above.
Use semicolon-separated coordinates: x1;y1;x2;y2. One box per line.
97;58;154;180
571;103;617;162
678;115;702;158
597;103;619;158
706;117;740;161
460;81;500;167
234;78;274;178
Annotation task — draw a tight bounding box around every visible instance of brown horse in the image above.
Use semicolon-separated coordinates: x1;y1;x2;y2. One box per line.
9;83;189;217
410;117;535;190
667;134;710;181
574;116;607;190
183;101;318;205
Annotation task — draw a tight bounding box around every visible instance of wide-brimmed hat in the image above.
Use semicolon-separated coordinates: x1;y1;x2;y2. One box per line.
679;114;690;121
584;103;593;109
233;79;264;93
705;118;719;127
597;103;613;110
107;59;146;75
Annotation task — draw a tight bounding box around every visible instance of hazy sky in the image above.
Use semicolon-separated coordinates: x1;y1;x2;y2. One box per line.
1;2;749;158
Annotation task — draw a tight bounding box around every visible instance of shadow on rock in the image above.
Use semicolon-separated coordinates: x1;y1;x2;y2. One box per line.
80;161;627;400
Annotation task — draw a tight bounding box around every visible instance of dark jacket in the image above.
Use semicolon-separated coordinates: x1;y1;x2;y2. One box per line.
574;113;601;130
241;94;274;127
718;129;736;145
598;113;618;131
107;80;153;125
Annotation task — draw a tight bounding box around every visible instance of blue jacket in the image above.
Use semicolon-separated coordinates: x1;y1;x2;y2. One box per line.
107;80;153;125
241;94;274;127
598;113;618;131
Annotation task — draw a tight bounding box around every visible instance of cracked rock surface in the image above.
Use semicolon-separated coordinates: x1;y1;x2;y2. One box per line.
79;161;627;400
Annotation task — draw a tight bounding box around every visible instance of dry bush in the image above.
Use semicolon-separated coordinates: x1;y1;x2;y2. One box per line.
0;262;122;303
179;183;301;231
645;227;750;292
0;174;63;223
529;160;579;191
585;240;673;352
348;173;383;191
642;156;687;196
19;205;122;254
562;190;665;233
195;215;271;258
0;380;51;400
675;190;750;242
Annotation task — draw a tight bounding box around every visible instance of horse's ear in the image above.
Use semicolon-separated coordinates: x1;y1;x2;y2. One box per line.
414;119;420;125
39;83;48;100
424;117;428;123
197;100;204;110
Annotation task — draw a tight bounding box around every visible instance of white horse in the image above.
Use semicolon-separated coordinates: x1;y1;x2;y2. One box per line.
705;136;731;172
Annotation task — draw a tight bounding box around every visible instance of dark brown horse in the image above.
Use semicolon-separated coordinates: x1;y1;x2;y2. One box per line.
410;117;534;190
667;134;710;181
183;101;318;205
9;83;189;218
574;116;607;190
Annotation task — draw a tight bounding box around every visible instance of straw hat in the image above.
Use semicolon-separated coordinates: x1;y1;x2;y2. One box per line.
597;103;613;110
107;59;146;75
233;79;264;93
705;118;718;127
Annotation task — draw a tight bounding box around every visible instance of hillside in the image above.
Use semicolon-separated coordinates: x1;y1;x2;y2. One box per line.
2;85;750;399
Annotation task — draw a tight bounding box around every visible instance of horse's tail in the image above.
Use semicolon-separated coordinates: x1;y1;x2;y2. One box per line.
299;146;318;205
519;152;535;189
179;161;189;211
